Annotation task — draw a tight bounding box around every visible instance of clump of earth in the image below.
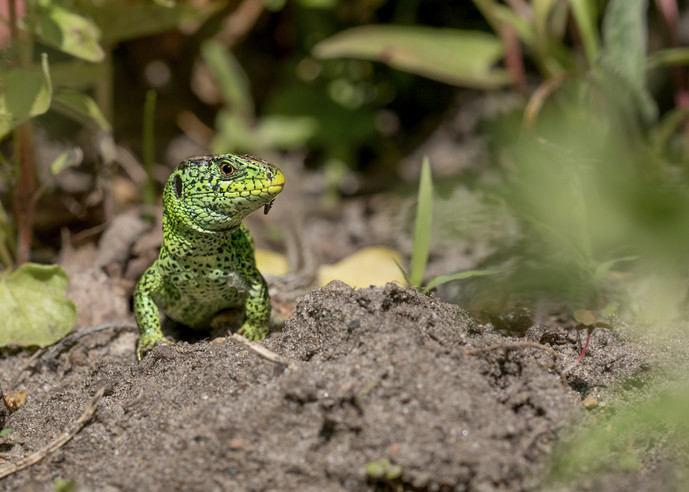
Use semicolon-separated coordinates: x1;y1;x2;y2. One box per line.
0;281;677;491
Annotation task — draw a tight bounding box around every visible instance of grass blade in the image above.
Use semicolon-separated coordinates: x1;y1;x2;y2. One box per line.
409;157;433;287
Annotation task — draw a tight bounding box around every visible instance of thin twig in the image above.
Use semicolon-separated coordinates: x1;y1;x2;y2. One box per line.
0;387;105;480
230;333;298;371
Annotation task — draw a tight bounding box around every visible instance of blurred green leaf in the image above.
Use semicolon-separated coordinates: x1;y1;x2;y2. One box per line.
313;25;512;88
256;115;318;149
568;0;600;66
601;0;647;89
35;3;104;62
424;269;502;292
85;1;223;44
52;90;111;132
593;256;638;284
49;61;108;89
0;428;13;437
409;157;433;287
0;263;76;347
573;309;596;325
647;47;689;68
598;0;656;122
201;40;254;116
49;147;83;175
0;54;52;139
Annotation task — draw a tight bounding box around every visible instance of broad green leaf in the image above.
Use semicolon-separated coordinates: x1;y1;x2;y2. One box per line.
49;61;108;89
424;269;502;292
52;90;111;132
598;0;656;123
409;157;433;287
568;0;600;66
86;2;223;44
0;263;77;347
0;428;13;437
201;40;254;115
601;0;647;90
35;3;104;62
313;25;512;88
0;54;52;139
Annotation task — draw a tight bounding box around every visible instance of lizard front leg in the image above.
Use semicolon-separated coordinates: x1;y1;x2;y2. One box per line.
232;225;271;340
239;270;271;340
134;265;169;359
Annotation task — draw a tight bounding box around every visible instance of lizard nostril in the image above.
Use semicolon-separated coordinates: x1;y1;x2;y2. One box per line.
266;171;273;180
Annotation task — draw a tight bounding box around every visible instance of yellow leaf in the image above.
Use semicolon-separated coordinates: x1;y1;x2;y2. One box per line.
255;249;289;276
318;247;405;288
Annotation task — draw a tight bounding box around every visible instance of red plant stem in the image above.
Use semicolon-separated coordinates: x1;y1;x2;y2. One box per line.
500;23;527;95
655;0;689;110
563;328;592;375
13;121;37;265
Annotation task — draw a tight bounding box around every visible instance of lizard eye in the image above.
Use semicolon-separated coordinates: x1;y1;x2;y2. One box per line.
220;162;235;175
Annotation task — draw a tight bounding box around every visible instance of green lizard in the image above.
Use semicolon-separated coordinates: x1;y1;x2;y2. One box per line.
134;153;285;360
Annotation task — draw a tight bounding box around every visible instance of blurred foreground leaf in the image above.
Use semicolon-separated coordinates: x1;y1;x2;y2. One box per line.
35;2;104;62
52;90;111;131
313;25;511;88
0;263;76;347
87;1;224;44
0;54;52;139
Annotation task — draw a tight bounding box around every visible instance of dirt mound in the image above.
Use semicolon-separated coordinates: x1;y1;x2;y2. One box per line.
1;283;646;491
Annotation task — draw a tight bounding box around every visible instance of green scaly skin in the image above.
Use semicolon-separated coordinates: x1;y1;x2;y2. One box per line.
134;154;285;360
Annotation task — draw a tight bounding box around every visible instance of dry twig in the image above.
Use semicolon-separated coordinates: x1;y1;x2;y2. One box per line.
0;387;105;480
230;333;298;371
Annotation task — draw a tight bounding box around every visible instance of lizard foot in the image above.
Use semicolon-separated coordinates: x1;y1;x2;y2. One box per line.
237;322;269;341
136;336;173;361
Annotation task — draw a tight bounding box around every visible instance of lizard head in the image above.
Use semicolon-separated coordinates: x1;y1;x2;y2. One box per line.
164;153;285;232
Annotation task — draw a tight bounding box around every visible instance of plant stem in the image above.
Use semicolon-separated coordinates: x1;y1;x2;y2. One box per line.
142;89;157;221
12;121;37;265
9;0;36;265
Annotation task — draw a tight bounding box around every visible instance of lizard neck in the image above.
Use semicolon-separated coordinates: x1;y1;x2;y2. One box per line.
162;212;238;258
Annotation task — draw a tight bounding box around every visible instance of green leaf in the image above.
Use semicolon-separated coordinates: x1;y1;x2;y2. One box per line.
0;54;52;139
86;2;224;44
0;263;77;347
424;269;502;292
601;0;647;90
408;157;433;287
35;3;104;62
593;256;638;284
51;90;111;132
601;0;647;87
256;115;318;149
597;0;656;123
201;40;254;116
49;60;108;89
313;25;512;88
568;0;600;66
50;147;83;175
573;309;596;326
647;47;689;69
0;428;13;437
